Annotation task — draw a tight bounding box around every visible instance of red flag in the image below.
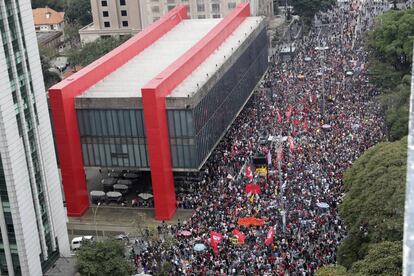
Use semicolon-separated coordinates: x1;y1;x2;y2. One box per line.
303;119;308;131
232;229;246;244
246;166;253;181
288;136;295;152
265;227;275;246
276;109;282;124
245;184;261;194
210;231;223;255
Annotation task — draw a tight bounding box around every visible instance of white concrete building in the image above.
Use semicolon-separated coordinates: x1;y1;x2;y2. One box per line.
0;0;70;275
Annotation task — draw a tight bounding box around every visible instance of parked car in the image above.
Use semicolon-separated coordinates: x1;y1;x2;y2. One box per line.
71;236;94;250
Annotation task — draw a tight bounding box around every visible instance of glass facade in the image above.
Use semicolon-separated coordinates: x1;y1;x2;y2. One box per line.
77;27;267;170
77;109;149;167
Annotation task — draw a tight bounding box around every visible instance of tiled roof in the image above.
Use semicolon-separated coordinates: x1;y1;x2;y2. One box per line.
32;7;64;25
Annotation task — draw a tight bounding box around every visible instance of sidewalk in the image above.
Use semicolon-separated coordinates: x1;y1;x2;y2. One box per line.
67;206;194;238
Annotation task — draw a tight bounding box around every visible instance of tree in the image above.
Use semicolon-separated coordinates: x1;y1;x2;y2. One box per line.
39;47;61;89
291;0;335;25
65;0;92;26
63;23;81;48
76;239;135;276
316;265;349;276
338;138;407;269
68;35;132;67
350;241;402;276
31;0;66;10
367;9;414;74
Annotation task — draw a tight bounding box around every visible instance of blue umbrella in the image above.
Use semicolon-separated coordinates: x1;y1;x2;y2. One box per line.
193;243;206;252
316;202;329;209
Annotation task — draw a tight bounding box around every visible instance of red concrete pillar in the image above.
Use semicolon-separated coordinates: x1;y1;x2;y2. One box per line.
141;88;176;220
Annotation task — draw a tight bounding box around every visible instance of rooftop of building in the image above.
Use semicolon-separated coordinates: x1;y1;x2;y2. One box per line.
78;16;263;99
32;7;64;25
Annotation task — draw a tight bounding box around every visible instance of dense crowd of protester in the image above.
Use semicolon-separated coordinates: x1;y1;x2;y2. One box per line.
132;0;392;274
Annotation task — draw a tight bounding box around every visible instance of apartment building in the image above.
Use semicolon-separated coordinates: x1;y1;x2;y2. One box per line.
80;0;272;43
0;0;70;274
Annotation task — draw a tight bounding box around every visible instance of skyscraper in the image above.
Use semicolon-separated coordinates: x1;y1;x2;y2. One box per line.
0;0;70;275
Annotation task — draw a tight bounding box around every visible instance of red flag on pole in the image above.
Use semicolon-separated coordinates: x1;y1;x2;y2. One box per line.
232;229;246;244
288;136;295;152
265;227;275;246
276;109;282;124
210;231;223;255
246;166;253;181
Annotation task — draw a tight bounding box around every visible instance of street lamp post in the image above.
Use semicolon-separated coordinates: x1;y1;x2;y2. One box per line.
93;202;101;241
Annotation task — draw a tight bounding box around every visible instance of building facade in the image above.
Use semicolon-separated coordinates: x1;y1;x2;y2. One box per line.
80;0;143;44
80;0;272;43
0;0;70;275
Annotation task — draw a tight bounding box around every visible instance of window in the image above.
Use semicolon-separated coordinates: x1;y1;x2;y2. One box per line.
228;2;236;9
104;21;110;27
185;4;190;12
167;0;175;4
151;6;160;13
212;3;220;12
153;17;160;22
103;11;109;17
198;15;206;19
120;0;126;5
121;10;127;16
197;4;205;12
212;13;221;18
168;5;175;11
101;0;107;6
122;21;128;27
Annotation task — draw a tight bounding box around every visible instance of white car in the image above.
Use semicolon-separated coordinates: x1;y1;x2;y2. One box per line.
71;236;94;250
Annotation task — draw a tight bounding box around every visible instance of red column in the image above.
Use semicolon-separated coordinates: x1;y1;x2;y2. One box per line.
141;89;177;220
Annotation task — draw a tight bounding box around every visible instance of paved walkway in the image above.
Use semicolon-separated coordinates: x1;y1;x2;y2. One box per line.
67;206;194;238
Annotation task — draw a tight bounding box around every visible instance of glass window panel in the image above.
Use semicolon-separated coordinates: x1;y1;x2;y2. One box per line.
111;144;118;166
124;110;132;136
180;111;187;136
105;144;111;166
128;144;135;166
82;144;89;166
87;144;95;166
89;111;97;136
99;144;106;166
77;111;85;135
183;145;190;168
94;111;102;136
177;145;184;167
118;111;125;136
140;145;147;167
171;144;178;167
136;111;144;137
133;145;141;167
168;111;175;137
130;110;137;136
83;110;91;136
174;111;182;137
187;111;194;136
106;111;114;136
100;110;107;136
93;144;101;166
112;110;119;135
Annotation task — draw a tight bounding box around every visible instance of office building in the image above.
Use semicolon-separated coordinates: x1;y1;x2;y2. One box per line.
0;0;70;274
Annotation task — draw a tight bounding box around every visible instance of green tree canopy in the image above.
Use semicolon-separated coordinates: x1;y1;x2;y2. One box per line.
291;0;335;24
338;138;407;268
68;35;131;67
76;239;135;276
31;0;66;10
350;241;402;276
64;0;92;26
367;9;414;73
316;265;349;276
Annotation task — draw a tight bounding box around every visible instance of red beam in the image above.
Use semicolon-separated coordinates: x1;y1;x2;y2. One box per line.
142;3;250;220
48;6;187;217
